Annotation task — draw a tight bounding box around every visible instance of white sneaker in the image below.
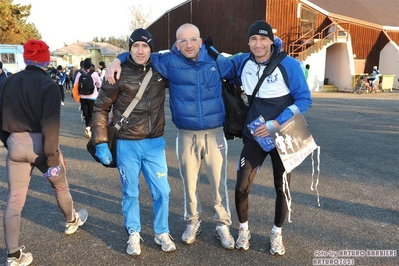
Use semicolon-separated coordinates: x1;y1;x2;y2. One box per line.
84;127;91;138
182;221;201;244
154;233;176;252
126;232;142;256
65;209;88;235
235;227;251;250
214;225;235;249
270;231;285;255
61;101;64;106
6;246;33;266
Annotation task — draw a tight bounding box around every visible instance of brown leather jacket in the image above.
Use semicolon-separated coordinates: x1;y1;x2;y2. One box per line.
91;57;167;144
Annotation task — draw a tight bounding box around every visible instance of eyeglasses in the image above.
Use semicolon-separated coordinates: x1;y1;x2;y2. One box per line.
176;37;200;45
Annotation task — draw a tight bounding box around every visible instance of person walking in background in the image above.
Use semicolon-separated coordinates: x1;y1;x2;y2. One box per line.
64;67;71;92
72;61;83;84
69;66;77;85
98;61;106;80
74;58;102;138
106;23;236;250
305;64;310;80
0;62;13;84
45;64;57;81
92;28;175;256
0;39;88;266
71;61;85;122
55;65;67;105
231;20;312;255
0;61;12;85
370;65;380;92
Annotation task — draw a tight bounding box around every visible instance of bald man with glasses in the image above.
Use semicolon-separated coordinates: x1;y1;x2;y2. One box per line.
106;23;236;250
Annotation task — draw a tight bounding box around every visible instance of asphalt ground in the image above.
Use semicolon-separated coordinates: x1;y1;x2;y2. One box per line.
0;90;398;266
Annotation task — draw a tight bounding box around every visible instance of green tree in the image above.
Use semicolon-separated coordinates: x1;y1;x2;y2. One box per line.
0;0;41;44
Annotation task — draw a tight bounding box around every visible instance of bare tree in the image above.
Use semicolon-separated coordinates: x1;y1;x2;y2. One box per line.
129;4;152;31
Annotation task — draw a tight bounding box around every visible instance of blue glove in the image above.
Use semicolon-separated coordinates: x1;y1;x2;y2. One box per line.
247;116;275;152
95;143;113;165
44;166;60;179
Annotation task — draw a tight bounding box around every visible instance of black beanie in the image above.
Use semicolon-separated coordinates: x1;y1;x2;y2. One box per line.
247;20;274;41
83;58;91;69
57;65;62;70
129;28;154;52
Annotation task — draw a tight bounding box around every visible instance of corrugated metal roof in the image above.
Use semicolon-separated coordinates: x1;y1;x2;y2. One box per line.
306;0;399;28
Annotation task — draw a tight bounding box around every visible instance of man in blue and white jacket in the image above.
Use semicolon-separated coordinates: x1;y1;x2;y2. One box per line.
231;20;312;255
106;23;237;250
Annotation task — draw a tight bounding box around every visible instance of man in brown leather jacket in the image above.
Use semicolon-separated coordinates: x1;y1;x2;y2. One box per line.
91;28;175;256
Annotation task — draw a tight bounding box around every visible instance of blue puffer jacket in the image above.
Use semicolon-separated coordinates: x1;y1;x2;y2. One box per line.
118;44;235;130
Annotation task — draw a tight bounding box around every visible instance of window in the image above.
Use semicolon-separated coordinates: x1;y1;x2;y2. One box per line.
1;53;16;64
301;8;316;35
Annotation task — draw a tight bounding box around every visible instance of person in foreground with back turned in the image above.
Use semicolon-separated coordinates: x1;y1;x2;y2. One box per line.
0;39;88;266
91;28;175;256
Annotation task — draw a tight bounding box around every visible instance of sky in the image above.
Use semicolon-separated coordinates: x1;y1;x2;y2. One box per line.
13;0;186;51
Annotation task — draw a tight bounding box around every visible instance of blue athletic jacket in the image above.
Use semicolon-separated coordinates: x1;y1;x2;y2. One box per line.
117;44;235;130
231;50;312;140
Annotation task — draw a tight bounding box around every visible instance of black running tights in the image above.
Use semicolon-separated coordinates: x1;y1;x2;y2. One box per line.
235;139;291;227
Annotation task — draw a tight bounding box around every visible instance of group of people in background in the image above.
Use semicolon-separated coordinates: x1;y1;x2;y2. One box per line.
44;59;107;138
0;19;313;266
45;61;107;96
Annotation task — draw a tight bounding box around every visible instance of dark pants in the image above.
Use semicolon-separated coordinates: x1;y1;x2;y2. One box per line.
235;138;290;227
59;84;65;102
80;98;95;127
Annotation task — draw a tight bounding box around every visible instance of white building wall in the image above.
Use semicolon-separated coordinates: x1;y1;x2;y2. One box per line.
303;33;359;92
304;49;326;92
325;42;353;92
0;44;26;73
379;41;399;89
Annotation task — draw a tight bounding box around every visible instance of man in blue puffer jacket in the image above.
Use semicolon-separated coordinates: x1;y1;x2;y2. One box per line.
106;23;236;250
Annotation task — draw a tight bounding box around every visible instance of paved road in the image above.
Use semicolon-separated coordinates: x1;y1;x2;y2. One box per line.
1;91;398;266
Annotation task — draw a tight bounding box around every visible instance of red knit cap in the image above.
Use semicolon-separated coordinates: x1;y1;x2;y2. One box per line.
23;39;50;67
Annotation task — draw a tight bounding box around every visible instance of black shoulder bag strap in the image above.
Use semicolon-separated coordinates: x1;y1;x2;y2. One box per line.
204;36;241;95
248;51;287;107
115;68;153;129
203;35;287;103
